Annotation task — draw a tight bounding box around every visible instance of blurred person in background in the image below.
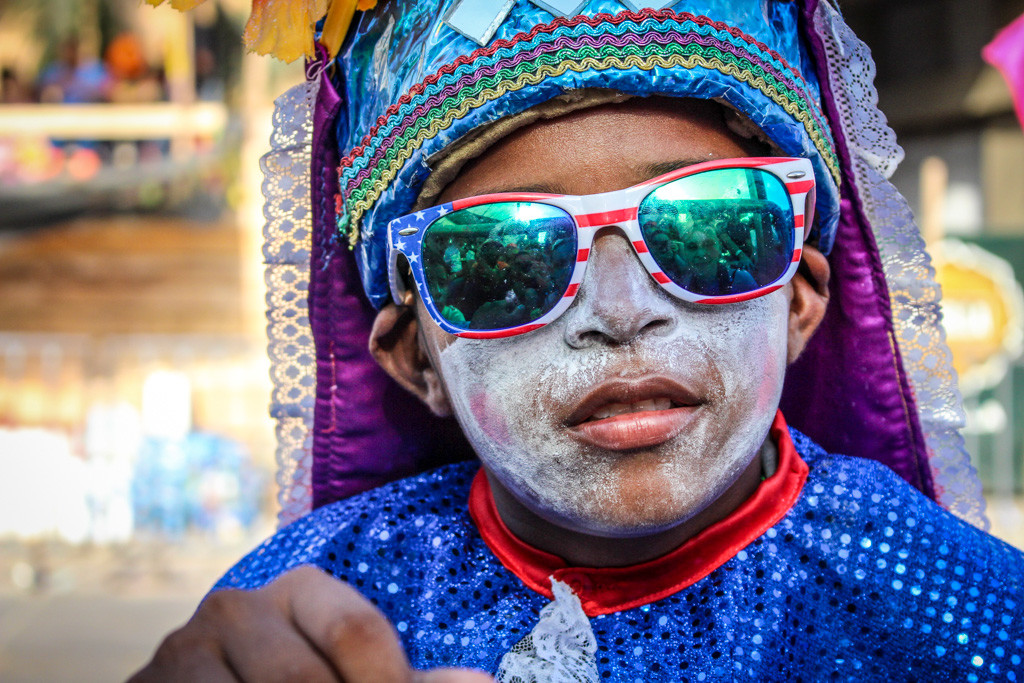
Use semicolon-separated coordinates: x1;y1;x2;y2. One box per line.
37;37;111;105
1;67;34;103
104;33;163;104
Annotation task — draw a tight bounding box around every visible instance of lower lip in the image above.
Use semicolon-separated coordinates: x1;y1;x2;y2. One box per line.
568;406;701;451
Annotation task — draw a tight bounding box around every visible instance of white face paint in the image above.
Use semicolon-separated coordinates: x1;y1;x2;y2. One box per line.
427;232;790;537
415;98;796;538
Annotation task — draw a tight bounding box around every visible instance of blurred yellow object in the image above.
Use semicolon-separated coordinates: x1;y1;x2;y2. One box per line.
933;239;1024;395
321;0;378;60
244;0;330;64
147;0;378;63
11;137;64;183
145;0;207;10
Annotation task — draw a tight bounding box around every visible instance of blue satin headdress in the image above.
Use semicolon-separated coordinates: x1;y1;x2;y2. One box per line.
330;0;841;309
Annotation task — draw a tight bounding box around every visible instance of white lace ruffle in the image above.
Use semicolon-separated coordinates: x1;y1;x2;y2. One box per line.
262;79;319;527
497;579;599;683
813;0;988;529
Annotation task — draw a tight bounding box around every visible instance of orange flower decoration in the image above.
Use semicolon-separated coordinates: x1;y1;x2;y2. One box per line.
147;0;377;63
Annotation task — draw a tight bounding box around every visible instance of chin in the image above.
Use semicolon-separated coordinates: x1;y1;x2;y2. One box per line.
581;512;701;539
527;467;728;539
541;501;703;540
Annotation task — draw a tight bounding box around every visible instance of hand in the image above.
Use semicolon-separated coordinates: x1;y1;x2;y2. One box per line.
128;565;494;682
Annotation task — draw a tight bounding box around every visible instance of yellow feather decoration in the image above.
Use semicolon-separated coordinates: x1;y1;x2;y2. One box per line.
243;0;329;63
147;0;378;63
145;0;209;10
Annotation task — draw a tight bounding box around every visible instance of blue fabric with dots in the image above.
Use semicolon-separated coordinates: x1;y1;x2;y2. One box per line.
214;430;1024;681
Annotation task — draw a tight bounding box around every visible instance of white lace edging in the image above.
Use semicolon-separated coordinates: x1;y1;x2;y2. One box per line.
262;80;319;527
497;579;599;683
813;1;988;529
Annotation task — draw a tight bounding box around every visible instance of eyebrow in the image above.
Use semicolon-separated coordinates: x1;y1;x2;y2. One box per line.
488;183;559;194
639;158;713;179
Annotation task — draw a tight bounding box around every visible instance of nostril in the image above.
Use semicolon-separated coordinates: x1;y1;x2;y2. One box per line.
616;305;675;343
564;295;676;348
639;315;673;338
568;327;608;348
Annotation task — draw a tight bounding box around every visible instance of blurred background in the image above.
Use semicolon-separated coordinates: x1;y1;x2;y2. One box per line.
0;0;1022;681
0;0;300;679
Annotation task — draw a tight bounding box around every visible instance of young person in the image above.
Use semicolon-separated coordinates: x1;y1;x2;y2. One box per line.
133;1;1024;680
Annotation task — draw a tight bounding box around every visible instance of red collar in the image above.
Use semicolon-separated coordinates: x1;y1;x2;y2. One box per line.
467;410;808;616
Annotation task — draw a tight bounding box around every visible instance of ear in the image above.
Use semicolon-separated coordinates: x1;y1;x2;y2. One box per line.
369;301;454;417
786;244;830;364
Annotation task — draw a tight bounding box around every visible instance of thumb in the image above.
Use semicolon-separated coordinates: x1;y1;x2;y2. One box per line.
416;668;495;682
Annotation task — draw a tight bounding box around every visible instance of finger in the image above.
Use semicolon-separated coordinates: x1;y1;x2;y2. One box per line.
416;668;496;683
202;589;338;683
280;566;413;682
223;626;338;683
128;623;240;683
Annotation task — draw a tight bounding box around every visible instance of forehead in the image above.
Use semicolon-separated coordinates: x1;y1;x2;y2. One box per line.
437;97;765;204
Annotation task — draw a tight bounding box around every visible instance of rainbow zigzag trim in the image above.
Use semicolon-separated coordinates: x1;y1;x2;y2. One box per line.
337;9;839;245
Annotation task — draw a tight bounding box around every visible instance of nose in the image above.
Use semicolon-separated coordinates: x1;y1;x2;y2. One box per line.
563;231;678;347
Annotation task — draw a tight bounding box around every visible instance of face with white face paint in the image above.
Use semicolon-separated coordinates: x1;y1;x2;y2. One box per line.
375;97;828;560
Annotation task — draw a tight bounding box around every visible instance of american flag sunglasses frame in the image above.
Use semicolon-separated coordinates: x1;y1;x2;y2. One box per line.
386;156;815;339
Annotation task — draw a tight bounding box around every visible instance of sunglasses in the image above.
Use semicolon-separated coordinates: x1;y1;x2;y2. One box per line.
387;157;815;339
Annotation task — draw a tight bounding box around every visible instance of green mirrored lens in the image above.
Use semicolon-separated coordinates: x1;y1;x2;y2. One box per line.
421;202;577;330
638;167;795;297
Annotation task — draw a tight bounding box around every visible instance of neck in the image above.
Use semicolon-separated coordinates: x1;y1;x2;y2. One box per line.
485;451;764;568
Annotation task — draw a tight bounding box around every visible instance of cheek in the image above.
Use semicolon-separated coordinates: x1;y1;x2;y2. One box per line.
436;337;541;452
437;337;578;513
435;330;598;505
752;344;787;411
713;295;790;421
466;389;512;445
741;324;789;415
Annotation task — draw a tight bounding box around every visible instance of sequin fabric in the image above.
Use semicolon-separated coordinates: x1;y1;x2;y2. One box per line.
215;430;1024;680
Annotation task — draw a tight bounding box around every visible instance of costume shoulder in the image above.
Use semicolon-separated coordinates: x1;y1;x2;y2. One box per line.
777;428;1024;677
793;428;1017;553
212;461;482;592
792;427;1023;572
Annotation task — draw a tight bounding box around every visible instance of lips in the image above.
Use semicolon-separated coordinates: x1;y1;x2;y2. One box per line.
565;377;705;451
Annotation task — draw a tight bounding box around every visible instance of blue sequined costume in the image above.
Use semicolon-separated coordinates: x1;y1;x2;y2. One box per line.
215;430;1024;681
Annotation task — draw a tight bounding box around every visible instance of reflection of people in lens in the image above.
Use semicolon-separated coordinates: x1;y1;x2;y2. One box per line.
643;201;679;230
719;217;759;292
510;251;548;314
649;230;671;255
675;225;726;293
444;244;463;273
447;239;511;328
